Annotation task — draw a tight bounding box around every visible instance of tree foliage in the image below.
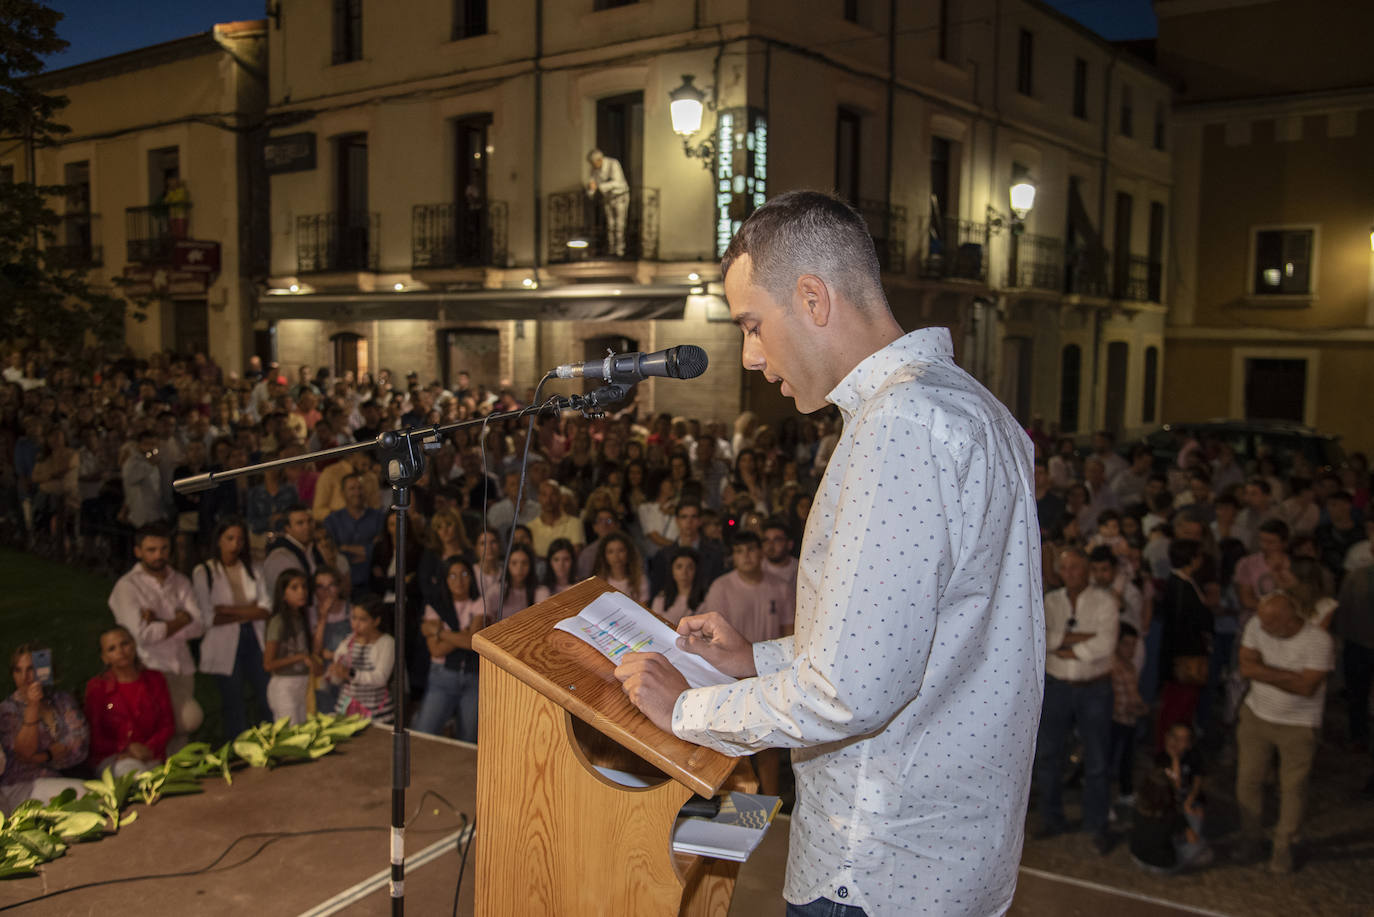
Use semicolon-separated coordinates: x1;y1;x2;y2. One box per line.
0;0;141;353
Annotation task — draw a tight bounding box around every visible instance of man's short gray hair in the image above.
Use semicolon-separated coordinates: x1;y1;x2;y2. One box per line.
587;148;604;163
721;190;884;309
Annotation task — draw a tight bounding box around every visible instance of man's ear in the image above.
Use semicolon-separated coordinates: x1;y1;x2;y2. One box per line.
795;274;831;327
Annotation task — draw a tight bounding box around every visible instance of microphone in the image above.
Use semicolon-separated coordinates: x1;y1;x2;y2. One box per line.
553;345;708;384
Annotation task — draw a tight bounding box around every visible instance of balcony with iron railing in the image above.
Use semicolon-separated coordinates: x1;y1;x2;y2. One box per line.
125;203;191;263
296;212;379;273
859;199;908;274
546;187;659;264
47;213;103;270
412;201;508;269
919;214;990;283
1009;233;1062;292
1065;246;1112;298
1116;255;1163;303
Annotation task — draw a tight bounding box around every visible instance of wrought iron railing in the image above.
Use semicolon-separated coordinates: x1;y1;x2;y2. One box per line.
919;214;990;282
546;187;659;263
1065;246;1111;297
296;212;379;272
412;200;508;269
125;204;191;263
859;199;908;274
48;213;102;269
1117;255;1162;303
1011;232;1062;291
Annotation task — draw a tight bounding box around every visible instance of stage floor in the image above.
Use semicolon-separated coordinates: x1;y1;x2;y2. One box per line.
0;729;1218;916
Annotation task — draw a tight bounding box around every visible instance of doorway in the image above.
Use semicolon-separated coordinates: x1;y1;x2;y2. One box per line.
173;300;209;357
454;115;492;265
1103;341;1129;435
336;133;369;269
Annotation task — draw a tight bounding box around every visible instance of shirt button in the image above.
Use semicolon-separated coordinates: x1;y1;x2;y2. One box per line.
837;886;848;899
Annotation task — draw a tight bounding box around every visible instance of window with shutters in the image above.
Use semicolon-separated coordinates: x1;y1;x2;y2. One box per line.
1251;227;1315;297
332;0;363;64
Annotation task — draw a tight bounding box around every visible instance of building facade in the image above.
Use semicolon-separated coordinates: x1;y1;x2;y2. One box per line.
6;22;268;370
256;0;1175;435
1157;0;1374;455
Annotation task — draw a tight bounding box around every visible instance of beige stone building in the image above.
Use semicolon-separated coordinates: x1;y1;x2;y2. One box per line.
255;0;1175;435
1157;0;1374;455
5;22;268;369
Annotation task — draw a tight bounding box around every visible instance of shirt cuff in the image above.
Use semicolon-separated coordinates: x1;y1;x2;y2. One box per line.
671;685;756;757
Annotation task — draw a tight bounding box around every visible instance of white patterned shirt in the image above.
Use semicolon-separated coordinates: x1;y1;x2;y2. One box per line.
673;327;1045;917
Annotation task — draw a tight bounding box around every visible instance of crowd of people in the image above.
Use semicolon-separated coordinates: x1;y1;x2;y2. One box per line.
1031;428;1373;875
2;343;1372;883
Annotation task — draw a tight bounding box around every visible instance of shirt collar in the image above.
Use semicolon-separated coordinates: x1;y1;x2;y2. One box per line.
826;327;953;421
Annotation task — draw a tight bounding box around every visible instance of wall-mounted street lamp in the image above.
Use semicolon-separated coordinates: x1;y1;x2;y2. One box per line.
1368;224;1373;252
668;74;714;169
988;177;1038;234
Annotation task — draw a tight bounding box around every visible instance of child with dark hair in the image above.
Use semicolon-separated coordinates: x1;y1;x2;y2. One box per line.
262;568;319;724
1109;623;1148;810
1129;765;1212;874
326;600;394;724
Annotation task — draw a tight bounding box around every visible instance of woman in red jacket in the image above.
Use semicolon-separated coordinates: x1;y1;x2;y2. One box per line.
84;625;175;776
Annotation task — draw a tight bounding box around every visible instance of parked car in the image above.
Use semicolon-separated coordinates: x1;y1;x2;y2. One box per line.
1140;420;1344;477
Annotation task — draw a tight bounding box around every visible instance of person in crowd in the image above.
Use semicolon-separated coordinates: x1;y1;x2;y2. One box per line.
108;523;205;744
326;600;395;724
592;531;650;605
1234;590;1335;873
1109;622;1148;809
1035;545;1119;853
1110;445;1153;508
192;517;271;741
417;507;473;607
500;543;549;619
1128;766;1213;874
650;546;705;626
1316;491;1364;587
527;479;584;558
1333;559;1374;777
311;450;381;521
638;475;680;553
244;459;298;553
413;556;486;741
759;517;797;584
121;429;166;528
577;506;623;579
1235;477;1280;552
0;643;89;812
1158;722;1207;841
310;567;353;716
1156;538;1214;747
702;532;795;643
647;500;725;597
544;538;578;595
1233;518;1290;622
324;473;386;593
263;505;327;595
262;568;319;725
84;625;174;777
369;510;423;604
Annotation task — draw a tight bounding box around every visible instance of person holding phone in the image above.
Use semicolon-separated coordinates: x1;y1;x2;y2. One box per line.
0;642;89;813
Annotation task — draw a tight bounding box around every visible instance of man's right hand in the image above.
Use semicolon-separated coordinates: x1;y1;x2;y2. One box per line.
676;612;756;678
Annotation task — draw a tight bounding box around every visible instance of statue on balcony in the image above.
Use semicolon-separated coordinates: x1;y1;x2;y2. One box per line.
162;178;189;240
585;148;629;258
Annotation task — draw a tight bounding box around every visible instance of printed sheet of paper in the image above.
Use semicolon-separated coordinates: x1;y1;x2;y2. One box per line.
554;590;735;690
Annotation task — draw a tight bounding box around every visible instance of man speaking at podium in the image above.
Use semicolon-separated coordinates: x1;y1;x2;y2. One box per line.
616;191;1045;917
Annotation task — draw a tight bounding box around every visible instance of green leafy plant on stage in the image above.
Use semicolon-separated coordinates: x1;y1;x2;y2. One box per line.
0;713;371;879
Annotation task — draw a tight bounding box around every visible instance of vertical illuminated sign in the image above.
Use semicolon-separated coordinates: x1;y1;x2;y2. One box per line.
715;107;768;258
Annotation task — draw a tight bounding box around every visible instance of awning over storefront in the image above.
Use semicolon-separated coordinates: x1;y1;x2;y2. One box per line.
257;285;696;323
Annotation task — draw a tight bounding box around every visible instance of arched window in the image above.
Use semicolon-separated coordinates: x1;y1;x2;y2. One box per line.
1059;344;1082;434
1142;346;1159;424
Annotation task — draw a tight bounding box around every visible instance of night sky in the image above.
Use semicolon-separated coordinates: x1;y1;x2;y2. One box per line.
38;0;1158;71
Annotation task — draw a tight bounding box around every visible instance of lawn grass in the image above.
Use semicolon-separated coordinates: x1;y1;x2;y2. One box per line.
0;549;226;746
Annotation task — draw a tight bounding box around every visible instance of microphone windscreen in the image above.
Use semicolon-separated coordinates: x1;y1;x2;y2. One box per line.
670;345;709;379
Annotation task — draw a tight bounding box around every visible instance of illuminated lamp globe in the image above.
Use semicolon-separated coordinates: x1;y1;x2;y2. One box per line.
668;75;706;137
1009;180;1037;220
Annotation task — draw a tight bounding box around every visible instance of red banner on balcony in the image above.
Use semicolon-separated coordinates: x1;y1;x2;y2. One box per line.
173;240;220;274
121;265;210;297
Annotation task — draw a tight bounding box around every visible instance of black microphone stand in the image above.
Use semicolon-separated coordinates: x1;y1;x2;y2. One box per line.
173;381;630;915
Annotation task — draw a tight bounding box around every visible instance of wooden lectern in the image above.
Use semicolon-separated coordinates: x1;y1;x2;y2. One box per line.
472;577;750;917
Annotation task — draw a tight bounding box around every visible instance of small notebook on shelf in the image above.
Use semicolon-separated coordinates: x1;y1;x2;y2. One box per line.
553;589;735;690
671;791;784;862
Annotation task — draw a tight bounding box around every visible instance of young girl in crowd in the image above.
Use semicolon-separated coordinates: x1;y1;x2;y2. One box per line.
310;567;352;716
651;546;704;625
500;544;550;619
594;532;649;604
326;601;394;724
544;538;577;596
1129;765;1212;874
413;556;486;740
262;569;319;724
192;516;270;741
84;625;174;776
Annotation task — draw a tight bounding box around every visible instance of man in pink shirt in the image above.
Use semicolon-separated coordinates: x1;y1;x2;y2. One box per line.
704;532;795;643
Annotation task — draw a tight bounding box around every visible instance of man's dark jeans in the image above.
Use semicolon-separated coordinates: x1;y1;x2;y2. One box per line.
786;899;868;917
1035;674;1113;833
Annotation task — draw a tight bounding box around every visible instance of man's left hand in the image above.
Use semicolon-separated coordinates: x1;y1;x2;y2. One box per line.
614;652;689;733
